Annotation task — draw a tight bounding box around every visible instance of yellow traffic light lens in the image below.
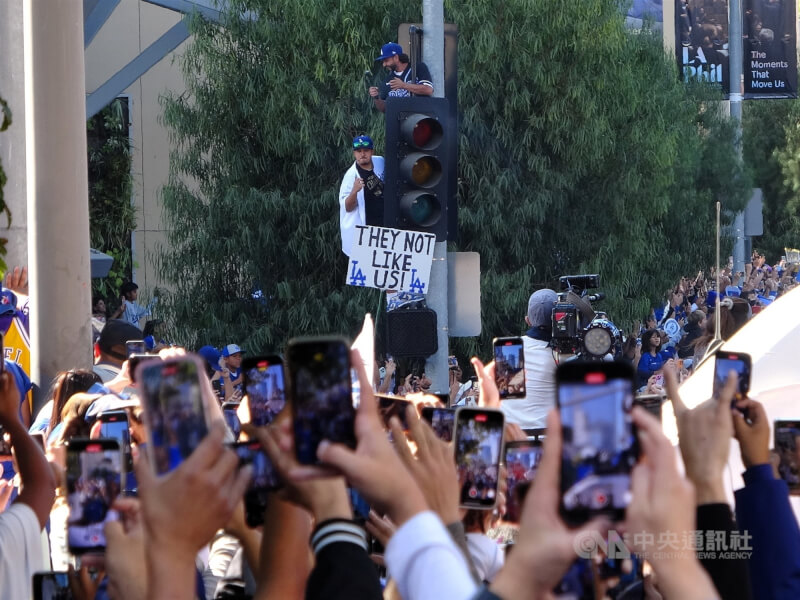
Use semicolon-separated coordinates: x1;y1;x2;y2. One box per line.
401;153;442;188
411;157;435;185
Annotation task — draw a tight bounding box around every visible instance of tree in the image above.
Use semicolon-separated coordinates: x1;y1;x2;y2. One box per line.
88;99;135;303
0;95;12;273
743;97;800;260
159;0;748;361
447;0;748;359
159;0;416;351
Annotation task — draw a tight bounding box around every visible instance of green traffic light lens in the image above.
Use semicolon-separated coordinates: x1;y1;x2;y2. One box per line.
401;191;441;227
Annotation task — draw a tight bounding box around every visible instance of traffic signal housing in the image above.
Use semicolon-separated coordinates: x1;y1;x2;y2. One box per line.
384;97;453;241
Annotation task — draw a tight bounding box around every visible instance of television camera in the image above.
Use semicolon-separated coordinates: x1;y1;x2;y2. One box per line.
551;274;622;360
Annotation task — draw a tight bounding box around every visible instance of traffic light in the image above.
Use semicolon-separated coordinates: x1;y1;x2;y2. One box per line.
384;97;453;241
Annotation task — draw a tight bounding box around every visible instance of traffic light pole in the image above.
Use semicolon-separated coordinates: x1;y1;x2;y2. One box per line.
422;0;449;396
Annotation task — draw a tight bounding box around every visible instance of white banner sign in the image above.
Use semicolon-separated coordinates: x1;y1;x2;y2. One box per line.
346;225;435;293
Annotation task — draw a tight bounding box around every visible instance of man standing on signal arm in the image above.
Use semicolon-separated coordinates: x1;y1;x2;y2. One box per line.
339;135;385;257
369;42;433;113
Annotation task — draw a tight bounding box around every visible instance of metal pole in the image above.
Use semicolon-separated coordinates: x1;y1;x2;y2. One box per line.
24;0;93;409
422;0;449;394
729;0;746;275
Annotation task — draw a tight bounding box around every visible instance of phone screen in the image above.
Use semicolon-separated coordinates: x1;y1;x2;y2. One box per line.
775;420;800;494
557;362;637;524
99;411;133;476
66;440;123;554
127;354;154;384
223;403;241;441
232;441;281;527
454;408;505;508
493;337;526;399
33;572;73;600
140;358;207;474
504;440;543;523
287;337;355;465
421;407;455;442
713;352;751;401
242;356;286;426
125;340;146;357
376;394;412;431
0;424;11;457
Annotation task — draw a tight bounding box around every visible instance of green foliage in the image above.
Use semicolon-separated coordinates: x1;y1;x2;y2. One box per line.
159;0;416;350
159;0;747;359
0;95;12;274
447;0;748;359
743;97;800;260
88;99;135;302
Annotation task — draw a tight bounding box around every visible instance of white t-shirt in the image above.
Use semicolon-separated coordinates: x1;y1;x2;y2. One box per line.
0;503;46;600
466;532;505;583
499;335;557;429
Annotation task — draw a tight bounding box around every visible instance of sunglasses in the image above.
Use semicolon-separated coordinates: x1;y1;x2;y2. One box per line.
353;141;372;149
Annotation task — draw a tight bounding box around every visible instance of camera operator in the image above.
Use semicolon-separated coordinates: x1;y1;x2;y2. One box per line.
500;289;560;430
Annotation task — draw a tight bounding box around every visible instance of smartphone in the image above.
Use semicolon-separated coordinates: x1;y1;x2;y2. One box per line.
127;353;154;384
125;340;146;357
557;361;637;525
33;571;73;600
137;355;208;474
454;407;505;509
98;410;133;475
421;406;455;442
375;394;412;431
713;351;751;402
231;440;282;527
31;432;46;452
493;337;526;399
633;393;663;422
286;336;355;465
775;420;800;494
66;438;123;555
504;440;543;523
242;355;286;426
222;401;241;441
0;425;11;457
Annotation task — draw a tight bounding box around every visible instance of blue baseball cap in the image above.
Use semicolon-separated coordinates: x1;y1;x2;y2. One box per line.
222;344;244;357
353;135;373;150
376;42;402;61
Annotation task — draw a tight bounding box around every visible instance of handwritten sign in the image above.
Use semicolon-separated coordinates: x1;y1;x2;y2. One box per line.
346;225;435;293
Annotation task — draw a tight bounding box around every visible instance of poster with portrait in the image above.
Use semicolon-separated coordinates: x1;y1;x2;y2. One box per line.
676;0;730;96
743;0;797;98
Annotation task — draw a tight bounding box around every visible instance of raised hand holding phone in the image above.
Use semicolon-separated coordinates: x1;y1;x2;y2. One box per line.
665;365;735;504
136;422;251;598
292;349;428;527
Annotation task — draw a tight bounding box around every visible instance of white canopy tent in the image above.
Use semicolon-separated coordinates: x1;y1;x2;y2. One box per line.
662;285;800;513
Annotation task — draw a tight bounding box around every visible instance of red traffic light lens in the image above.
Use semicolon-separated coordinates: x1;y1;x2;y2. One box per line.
400;114;443;150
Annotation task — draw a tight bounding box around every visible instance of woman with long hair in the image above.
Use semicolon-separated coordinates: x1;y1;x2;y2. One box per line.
28;370;101;444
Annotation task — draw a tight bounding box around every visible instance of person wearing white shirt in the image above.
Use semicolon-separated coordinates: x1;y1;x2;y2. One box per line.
338;135;386;256
500;289;559;430
0;371;56;600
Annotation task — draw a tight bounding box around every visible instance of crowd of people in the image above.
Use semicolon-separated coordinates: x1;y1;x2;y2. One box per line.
0;243;798;600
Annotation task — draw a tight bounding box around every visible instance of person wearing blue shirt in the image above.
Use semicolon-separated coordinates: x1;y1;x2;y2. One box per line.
636;329;675;389
732;397;800;600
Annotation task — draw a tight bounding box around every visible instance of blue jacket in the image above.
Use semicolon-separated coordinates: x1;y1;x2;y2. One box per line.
734;464;800;600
